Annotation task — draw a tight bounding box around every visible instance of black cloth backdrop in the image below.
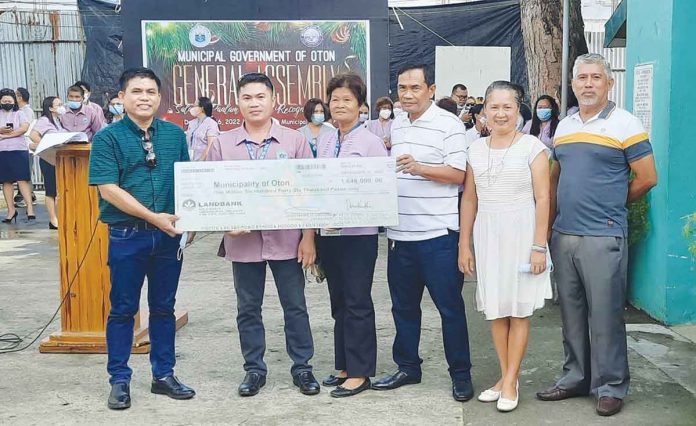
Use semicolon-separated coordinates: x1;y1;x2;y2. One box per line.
388;0;528;99
78;0;527;106
78;0;123;108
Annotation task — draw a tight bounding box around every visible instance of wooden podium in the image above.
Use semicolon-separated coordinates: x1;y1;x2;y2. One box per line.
40;144;188;353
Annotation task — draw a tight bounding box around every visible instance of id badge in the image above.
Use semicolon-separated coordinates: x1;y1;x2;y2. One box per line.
320;228;342;237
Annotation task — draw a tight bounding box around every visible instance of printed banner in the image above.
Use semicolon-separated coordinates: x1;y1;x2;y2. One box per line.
142;20;370;130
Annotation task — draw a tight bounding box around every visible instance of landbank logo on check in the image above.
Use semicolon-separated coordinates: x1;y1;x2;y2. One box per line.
182;199;196;210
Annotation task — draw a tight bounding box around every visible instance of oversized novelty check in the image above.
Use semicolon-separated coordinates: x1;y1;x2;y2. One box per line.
175;157;399;231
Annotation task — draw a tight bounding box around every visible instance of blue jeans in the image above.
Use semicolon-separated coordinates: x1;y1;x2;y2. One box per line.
232;259;314;377
387;231;472;381
106;226;183;385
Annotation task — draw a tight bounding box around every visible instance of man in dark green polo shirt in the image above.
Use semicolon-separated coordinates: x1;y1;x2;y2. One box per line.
88;67;195;410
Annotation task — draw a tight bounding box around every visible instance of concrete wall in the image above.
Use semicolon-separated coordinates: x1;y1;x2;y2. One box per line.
626;0;696;325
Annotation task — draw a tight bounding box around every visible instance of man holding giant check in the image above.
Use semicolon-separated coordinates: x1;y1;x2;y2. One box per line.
175;73;399;399
200;72;321;397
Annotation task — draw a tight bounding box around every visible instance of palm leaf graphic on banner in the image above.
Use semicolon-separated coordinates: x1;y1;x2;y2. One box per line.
350;23;367;70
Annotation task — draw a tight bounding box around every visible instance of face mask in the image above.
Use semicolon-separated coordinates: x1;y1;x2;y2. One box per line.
55;106;66;116
109;104;124;115
379;109;392;120
67;100;82;110
311;113;324;125
359;113;368;123
393;108;404;116
189;106;201;117
83;92;90;103
536;108;552;122
0;103;14;111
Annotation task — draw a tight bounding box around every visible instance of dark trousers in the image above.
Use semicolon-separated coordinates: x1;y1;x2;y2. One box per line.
551;232;630;398
387;231;472;381
106;227;183;385
232;259;314;377
317;234;378;377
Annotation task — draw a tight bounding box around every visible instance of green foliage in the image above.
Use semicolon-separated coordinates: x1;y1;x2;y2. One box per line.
628;195;650;247
682;213;696;258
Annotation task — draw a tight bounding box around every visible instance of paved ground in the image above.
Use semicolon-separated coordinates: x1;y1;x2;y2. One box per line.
1;201;696;425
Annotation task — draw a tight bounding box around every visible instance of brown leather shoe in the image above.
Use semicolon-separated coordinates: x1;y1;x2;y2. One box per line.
536;386;582;401
596;396;623;416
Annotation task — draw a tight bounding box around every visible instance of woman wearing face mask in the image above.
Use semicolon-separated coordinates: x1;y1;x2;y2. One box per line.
104;94;125;124
365;96;394;151
522;95;559;149
297;98;333;158
358;103;369;125
0;88;33;223
28;96;66;229
185;97;220;161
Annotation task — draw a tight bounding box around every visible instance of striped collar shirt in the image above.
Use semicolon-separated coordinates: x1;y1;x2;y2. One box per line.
387;102;468;241
552;101;653;237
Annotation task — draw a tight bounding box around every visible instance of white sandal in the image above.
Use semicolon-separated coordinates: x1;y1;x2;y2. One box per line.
478;387;501;402
496;381;519;412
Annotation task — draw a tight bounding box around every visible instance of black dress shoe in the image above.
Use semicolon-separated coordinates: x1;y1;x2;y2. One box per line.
293;371;320;395
323;374;348;387
107;383;131;410
330;378;371;398
151;375;196;400
372;370;421;390
452;379;474;402
536;386;585;401
238;372;266;397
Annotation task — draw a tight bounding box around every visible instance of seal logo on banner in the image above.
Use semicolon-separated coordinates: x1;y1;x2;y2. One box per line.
189;24;215;48
300;26;324;48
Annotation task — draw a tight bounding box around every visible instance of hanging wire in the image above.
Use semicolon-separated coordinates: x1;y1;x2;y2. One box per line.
392;7;455;46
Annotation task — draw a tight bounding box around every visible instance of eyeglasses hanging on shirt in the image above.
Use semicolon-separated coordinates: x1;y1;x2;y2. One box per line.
141;133;156;168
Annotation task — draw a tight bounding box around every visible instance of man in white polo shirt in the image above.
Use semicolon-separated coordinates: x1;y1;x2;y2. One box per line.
372;64;473;402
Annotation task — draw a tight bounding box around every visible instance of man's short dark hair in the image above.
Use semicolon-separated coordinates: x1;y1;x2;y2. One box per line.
238;72;274;93
397;64;433;87
74;80;91;92
436;97;458;115
67;85;85;97
119;67;161;92
451;84;467;93
326;73;367;107
16;87;30;102
303;98;329;122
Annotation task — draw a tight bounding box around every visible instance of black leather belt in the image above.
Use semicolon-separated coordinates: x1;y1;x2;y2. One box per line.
111;222;159;231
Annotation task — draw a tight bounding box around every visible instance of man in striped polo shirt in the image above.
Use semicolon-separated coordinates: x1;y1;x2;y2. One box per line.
372;64;473;402
536;54;657;417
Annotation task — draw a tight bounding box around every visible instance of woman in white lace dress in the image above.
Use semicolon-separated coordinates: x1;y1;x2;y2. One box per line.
459;81;552;412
